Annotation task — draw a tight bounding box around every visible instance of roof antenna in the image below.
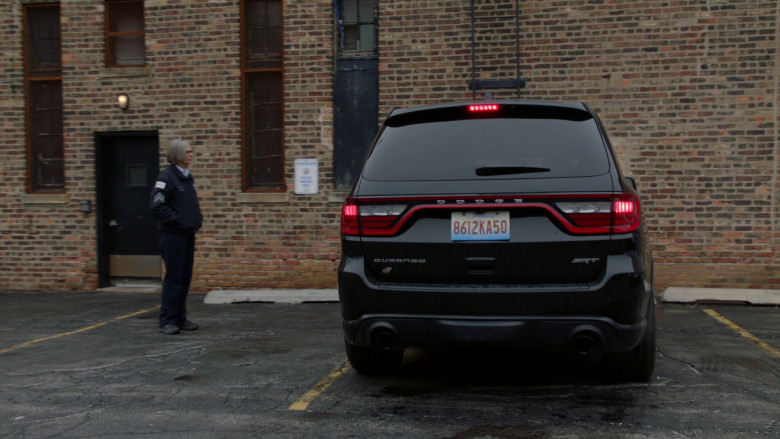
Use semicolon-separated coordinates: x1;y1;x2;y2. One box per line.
485;91;493;100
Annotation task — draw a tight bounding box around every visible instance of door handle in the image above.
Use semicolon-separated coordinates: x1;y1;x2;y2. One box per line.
108;220;119;227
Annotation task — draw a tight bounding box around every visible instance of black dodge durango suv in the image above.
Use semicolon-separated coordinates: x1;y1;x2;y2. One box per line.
338;100;655;381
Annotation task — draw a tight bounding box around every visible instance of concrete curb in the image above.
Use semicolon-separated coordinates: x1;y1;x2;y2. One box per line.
661;287;780;305
204;289;339;304
203;287;780;306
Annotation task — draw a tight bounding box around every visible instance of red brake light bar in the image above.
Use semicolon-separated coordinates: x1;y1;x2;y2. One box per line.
468;104;499;112
341;195;641;237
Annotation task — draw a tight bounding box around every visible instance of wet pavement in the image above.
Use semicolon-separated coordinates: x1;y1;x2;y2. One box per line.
0;291;778;438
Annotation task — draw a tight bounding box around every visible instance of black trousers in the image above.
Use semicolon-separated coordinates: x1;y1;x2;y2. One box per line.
159;230;195;328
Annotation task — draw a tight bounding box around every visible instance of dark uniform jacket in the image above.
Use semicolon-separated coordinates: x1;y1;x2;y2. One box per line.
150;165;203;234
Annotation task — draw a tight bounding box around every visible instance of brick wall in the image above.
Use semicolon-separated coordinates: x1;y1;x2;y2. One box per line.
1;0;340;292
379;0;779;291
0;0;777;292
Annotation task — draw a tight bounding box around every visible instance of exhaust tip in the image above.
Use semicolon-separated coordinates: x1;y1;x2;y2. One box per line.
573;334;596;354
571;327;603;355
373;330;396;349
368;323;398;350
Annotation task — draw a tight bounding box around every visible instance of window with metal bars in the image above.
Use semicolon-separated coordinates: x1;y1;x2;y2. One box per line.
24;3;64;193
242;0;285;191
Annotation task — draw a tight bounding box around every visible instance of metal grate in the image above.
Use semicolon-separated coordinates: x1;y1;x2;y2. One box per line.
469;0;526;98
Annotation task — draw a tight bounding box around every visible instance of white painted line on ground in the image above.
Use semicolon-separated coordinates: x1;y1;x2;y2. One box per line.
204;289;339;304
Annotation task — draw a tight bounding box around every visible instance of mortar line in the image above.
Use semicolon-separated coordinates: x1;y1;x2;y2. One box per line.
773;0;779;253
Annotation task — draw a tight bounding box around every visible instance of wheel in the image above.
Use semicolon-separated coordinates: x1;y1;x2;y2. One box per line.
344;339;403;375
604;302;656;382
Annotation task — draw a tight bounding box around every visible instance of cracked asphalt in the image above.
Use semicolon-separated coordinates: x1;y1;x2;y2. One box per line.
0;291;778;438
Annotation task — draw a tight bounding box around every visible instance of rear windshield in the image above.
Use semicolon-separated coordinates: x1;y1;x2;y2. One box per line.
363;117;610;181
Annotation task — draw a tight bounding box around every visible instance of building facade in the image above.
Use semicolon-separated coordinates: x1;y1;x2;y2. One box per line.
1;0;778;292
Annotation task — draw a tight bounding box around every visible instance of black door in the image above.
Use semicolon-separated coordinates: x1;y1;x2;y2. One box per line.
96;132;160;287
334;58;379;191
333;0;379;191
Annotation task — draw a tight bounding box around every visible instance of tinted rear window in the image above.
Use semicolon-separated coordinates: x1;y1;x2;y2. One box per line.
363;117;610;181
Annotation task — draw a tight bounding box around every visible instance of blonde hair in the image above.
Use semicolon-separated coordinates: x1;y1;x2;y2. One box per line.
167;138;190;165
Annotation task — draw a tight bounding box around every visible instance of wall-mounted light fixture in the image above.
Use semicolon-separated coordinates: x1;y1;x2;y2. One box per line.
117;93;130;110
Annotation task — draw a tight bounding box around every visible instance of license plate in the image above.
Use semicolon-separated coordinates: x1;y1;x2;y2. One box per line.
451;211;510;241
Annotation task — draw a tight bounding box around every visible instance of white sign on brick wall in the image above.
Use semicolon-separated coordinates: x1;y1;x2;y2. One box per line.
294;158;318;195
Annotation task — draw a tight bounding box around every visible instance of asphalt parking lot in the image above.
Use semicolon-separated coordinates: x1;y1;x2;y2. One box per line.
0;291;778;438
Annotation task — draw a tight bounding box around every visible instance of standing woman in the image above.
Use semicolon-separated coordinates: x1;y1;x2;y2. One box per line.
150;138;203;334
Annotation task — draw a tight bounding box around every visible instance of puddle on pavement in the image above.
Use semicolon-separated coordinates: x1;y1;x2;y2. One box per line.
439;424;547;439
700;353;780;374
198;338;291;360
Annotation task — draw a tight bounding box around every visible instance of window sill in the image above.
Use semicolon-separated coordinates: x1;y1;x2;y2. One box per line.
100;66;150;79
22;193;70;206
237;192;289;204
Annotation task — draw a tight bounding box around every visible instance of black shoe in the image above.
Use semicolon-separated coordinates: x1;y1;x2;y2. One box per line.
160;324;180;334
179;320;199;331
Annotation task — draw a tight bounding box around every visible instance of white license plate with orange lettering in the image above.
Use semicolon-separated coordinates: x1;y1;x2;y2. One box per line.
451;211;510;241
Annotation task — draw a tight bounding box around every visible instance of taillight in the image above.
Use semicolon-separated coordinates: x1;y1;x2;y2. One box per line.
556;195;640;234
468;104;499;112
611;194;641;233
340;201;360;235
556;201;612;230
341;199;407;236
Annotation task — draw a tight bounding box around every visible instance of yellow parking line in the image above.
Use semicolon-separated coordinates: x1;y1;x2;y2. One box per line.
0;305;160;355
703;308;780;359
289;359;352;411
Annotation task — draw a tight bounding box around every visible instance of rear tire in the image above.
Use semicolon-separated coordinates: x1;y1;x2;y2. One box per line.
344;339;403;375
604;302;656;382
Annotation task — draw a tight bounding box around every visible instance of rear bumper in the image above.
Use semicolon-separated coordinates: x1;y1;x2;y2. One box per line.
338;254;652;354
343;314;645;355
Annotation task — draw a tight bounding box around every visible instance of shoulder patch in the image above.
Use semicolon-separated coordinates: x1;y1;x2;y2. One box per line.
155;181;166;189
153;193;166;206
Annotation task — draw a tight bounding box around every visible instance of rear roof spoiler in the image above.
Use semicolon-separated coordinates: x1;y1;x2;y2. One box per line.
385;101;593;128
